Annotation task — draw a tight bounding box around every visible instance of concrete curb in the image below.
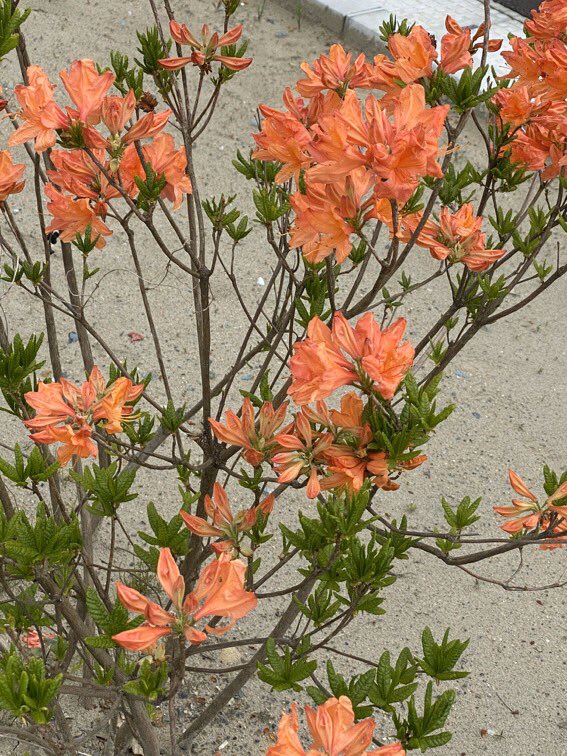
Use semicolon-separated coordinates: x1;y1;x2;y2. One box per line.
278;0;525;73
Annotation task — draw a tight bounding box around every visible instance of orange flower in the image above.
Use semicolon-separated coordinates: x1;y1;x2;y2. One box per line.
122;109;172;145
524;0;567;41
48;148;120;208
180;482;274;554
289;168;375;264
101;90;136;134
209;398;288;466
321;393;392;493
289;312;414;405
253;106;312;183
288;316;357;405
20;628;56;649
272;409;334;498
387;25;437;84
0;150;25;201
296;44;371;98
120;133;192;208
44;183;112;248
440;17;472;74
494;470;567;549
8;65;69;152
440;17;502;75
308;86;448;205
91;377;144;433
406;203;505;272
59;59;115;124
113;548;257;651
159;21;252;72
267;697;405;755
24;367;143;465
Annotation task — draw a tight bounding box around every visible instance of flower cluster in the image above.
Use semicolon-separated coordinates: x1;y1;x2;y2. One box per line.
24;366;143;465
267;696;405;755
493;469;567;549
252;18;503;268
8;60;192;247
493;0;567;179
209;311;424;499
113;547;257;651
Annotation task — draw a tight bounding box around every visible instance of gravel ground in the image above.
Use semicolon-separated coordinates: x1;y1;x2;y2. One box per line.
0;0;565;754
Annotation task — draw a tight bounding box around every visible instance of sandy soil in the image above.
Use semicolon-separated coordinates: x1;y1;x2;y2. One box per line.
0;0;566;754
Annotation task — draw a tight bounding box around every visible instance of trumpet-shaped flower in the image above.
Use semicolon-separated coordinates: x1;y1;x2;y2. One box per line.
120;133;192;208
24;367;143;465
267;697;405;755
296;44;371;97
59;59;115;124
0;151;25;201
159;21;252;72
405;203;505;271
272;409;334;498
113;548;257;651
8;65;69;152
44;183;112;248
209;397;288;466
494;470;567;549
289;312;414;405
180;482;274;554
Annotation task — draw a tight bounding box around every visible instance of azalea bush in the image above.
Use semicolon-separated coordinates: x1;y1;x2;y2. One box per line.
0;0;565;753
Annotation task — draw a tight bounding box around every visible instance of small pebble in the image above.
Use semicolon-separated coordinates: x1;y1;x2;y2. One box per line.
68;331;79;344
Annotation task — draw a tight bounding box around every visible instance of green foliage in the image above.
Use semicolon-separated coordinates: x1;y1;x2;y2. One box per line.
70;462;138;517
294;264;332;329
134;162;167;210
257;637;317;692
1;504;81;578
436;163;484;207
436;66;500;113
253;186;290;225
295;585;341;627
108;51;144;98
0;444;58;486
122;659;168;701
160;399;186;433
1;259;47;286
203;194;251;241
135;500;189;568
85;587;142;649
136;26;173;94
72;225;101;255
280;489;372;556
0;585;50;632
437;495;481;552
394;682;456;751
418;627;469;682
0;333;44;415
0;0;30;60
308;660;375;718
542;465;567;500
233;150;281;184
123;413;156;446
368;648;419;714
0;650;62;724
378;14;414;42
